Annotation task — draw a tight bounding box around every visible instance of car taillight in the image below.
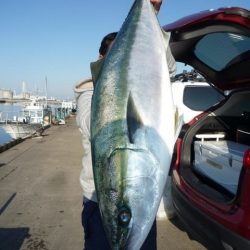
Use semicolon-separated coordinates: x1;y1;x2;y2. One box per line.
243;149;250;168
239;149;250;208
173;138;182;171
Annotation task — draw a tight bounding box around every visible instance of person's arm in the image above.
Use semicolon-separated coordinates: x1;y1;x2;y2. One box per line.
74;79;93;138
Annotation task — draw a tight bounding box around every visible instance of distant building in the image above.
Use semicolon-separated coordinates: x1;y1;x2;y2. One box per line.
0;89;13;99
22;92;30;99
14;92;30;100
28;95;48;102
61;100;75;109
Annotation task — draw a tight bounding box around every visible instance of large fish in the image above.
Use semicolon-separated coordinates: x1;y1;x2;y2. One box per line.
91;0;176;249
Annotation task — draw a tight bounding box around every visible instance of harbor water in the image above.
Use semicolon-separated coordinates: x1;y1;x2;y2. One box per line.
0;127;13;145
0;103;22;145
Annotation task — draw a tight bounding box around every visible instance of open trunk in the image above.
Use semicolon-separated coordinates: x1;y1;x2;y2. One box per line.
180;89;250;202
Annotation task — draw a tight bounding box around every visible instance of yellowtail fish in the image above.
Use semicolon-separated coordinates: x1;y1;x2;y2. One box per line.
91;0;176;249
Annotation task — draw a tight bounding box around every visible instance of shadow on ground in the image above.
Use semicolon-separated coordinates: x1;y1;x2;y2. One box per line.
169;216;210;249
0;227;30;250
168;216;187;232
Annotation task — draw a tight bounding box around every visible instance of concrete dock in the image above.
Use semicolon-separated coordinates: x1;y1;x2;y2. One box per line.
0;116;206;250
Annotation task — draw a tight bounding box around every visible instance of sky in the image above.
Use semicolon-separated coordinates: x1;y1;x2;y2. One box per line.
0;0;249;100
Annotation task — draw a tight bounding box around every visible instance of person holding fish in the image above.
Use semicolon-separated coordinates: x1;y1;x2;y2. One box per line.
75;0;176;249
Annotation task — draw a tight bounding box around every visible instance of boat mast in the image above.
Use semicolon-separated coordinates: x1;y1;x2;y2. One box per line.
45;76;48;108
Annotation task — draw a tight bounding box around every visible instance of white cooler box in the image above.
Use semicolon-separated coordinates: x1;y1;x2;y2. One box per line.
194;139;249;195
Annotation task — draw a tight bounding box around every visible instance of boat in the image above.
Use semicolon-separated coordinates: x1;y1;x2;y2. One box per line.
53;100;76;125
18;100;52;125
0;123;45;140
0;100;51;139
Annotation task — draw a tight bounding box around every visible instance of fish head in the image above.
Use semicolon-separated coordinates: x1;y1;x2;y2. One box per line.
98;144;165;250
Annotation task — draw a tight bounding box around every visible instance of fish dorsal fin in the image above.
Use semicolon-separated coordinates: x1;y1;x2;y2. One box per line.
90;58;104;89
127;93;143;144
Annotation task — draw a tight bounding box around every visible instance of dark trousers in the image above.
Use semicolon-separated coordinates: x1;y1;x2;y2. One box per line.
82;199;157;250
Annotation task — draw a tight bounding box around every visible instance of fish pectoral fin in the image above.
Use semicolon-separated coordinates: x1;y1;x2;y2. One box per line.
127;93;143;144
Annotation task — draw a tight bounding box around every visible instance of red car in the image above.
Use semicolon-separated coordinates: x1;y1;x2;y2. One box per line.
164;7;250;250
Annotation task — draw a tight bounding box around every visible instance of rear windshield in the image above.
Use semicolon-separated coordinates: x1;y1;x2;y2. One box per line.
194;32;250;71
183;86;224;111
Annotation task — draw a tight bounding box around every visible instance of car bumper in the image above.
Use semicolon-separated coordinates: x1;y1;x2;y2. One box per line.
172;178;250;250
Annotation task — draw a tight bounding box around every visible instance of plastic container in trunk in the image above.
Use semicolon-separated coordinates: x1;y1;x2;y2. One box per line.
193;139;249;195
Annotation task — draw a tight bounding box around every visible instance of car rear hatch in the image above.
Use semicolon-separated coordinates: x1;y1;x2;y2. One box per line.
163;7;250;91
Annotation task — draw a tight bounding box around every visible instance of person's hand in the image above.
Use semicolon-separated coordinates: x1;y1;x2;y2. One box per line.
150;0;162;13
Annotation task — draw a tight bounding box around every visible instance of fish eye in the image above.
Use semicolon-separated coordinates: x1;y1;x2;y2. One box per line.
118;206;131;227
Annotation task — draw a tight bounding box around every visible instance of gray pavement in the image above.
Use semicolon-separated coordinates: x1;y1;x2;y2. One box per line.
0;116;206;250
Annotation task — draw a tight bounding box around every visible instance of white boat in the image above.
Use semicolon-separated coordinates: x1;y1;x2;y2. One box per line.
18;100;51;125
53;100;76;125
0;123;45;139
0;100;51;139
